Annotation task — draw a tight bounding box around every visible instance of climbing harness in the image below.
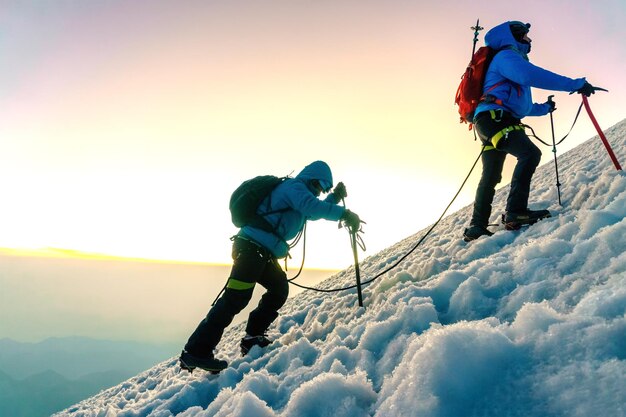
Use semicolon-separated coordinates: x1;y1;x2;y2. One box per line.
490;124;525;149
210;225;309;307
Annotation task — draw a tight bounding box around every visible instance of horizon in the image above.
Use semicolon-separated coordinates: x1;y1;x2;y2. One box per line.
0;246;341;270
0;246;224;265
0;248;340;344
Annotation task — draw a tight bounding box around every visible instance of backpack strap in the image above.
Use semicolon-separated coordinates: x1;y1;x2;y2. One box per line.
479;81;505;106
478;46;522;106
257;179;292;218
253;181;292;246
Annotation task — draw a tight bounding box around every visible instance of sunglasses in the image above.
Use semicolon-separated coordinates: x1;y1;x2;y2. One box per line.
314;180;332;193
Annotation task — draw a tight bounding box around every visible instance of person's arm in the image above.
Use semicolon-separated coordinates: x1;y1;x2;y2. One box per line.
495;50;586;92
284;181;345;221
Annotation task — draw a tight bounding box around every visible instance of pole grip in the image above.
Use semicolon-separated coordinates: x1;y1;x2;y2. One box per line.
547;95;555;113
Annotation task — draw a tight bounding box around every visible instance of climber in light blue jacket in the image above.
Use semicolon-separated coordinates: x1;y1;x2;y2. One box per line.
463;21;602;242
182;161;361;372
240;160;348;258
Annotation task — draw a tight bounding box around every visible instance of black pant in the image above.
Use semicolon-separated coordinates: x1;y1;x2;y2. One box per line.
184;237;288;356
471;111;542;227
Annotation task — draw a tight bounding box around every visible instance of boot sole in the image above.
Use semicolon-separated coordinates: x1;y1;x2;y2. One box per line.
240;341;271;356
179;357;226;375
463;230;493;242
502;213;552;231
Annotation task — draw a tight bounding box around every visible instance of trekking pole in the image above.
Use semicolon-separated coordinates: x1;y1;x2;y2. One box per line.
547;95;562;206
470;19;483;59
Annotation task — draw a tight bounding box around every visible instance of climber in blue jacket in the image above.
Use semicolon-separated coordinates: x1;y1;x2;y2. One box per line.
181;161;361;372
239;161;347;259
464;21;601;241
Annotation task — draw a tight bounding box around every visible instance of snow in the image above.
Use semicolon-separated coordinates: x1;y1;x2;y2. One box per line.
54;120;625;417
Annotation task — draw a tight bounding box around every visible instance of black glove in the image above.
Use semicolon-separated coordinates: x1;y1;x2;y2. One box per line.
545;99;556;113
341;209;361;230
576;82;597;97
332;182;347;201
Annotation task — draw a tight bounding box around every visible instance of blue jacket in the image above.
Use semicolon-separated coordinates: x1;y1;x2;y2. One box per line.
474;21;586;120
239;161;345;258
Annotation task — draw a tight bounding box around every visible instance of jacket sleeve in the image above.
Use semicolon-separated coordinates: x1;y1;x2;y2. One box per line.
495;50;586;92
324;192;342;205
528;102;551;117
283;181;345;221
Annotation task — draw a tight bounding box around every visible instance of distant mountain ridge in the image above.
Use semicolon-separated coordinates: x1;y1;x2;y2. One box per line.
0;337;179;417
0;336;178;379
0;367;130;417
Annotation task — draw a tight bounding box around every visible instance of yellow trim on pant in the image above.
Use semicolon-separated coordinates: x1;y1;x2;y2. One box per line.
226;278;256;291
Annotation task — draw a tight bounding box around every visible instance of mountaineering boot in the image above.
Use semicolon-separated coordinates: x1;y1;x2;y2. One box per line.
503;209;551;230
240;334;272;355
463;225;494;242
179;350;228;374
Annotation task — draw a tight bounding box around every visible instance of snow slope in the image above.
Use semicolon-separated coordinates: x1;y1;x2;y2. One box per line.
55;120;626;417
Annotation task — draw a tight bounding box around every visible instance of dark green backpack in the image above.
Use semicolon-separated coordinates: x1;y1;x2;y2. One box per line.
229;175;289;232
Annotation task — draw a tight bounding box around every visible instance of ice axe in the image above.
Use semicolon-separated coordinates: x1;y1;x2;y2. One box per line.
340;197;366;308
349;224;364;308
580;89;623;171
470;19;483;60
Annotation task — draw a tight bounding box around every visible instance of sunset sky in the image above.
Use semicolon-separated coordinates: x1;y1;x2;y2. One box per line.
1;0;624;269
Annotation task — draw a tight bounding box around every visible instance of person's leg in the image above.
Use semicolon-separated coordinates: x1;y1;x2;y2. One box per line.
245;257;288;337
497;129;542;213
470;148;507;227
184;238;267;356
184;288;253;356
469;111;511;230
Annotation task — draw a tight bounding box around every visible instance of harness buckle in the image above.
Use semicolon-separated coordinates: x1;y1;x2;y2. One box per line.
489;108;504;123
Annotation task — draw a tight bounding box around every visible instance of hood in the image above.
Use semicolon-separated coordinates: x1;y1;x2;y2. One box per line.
295;160;333;186
484;21;530;55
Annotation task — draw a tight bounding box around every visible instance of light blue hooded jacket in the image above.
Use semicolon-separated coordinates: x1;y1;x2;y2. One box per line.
239;161;345;258
474;21;586;120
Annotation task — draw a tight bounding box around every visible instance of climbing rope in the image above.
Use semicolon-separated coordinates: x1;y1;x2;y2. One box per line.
523;101;584;147
288;147;485;294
